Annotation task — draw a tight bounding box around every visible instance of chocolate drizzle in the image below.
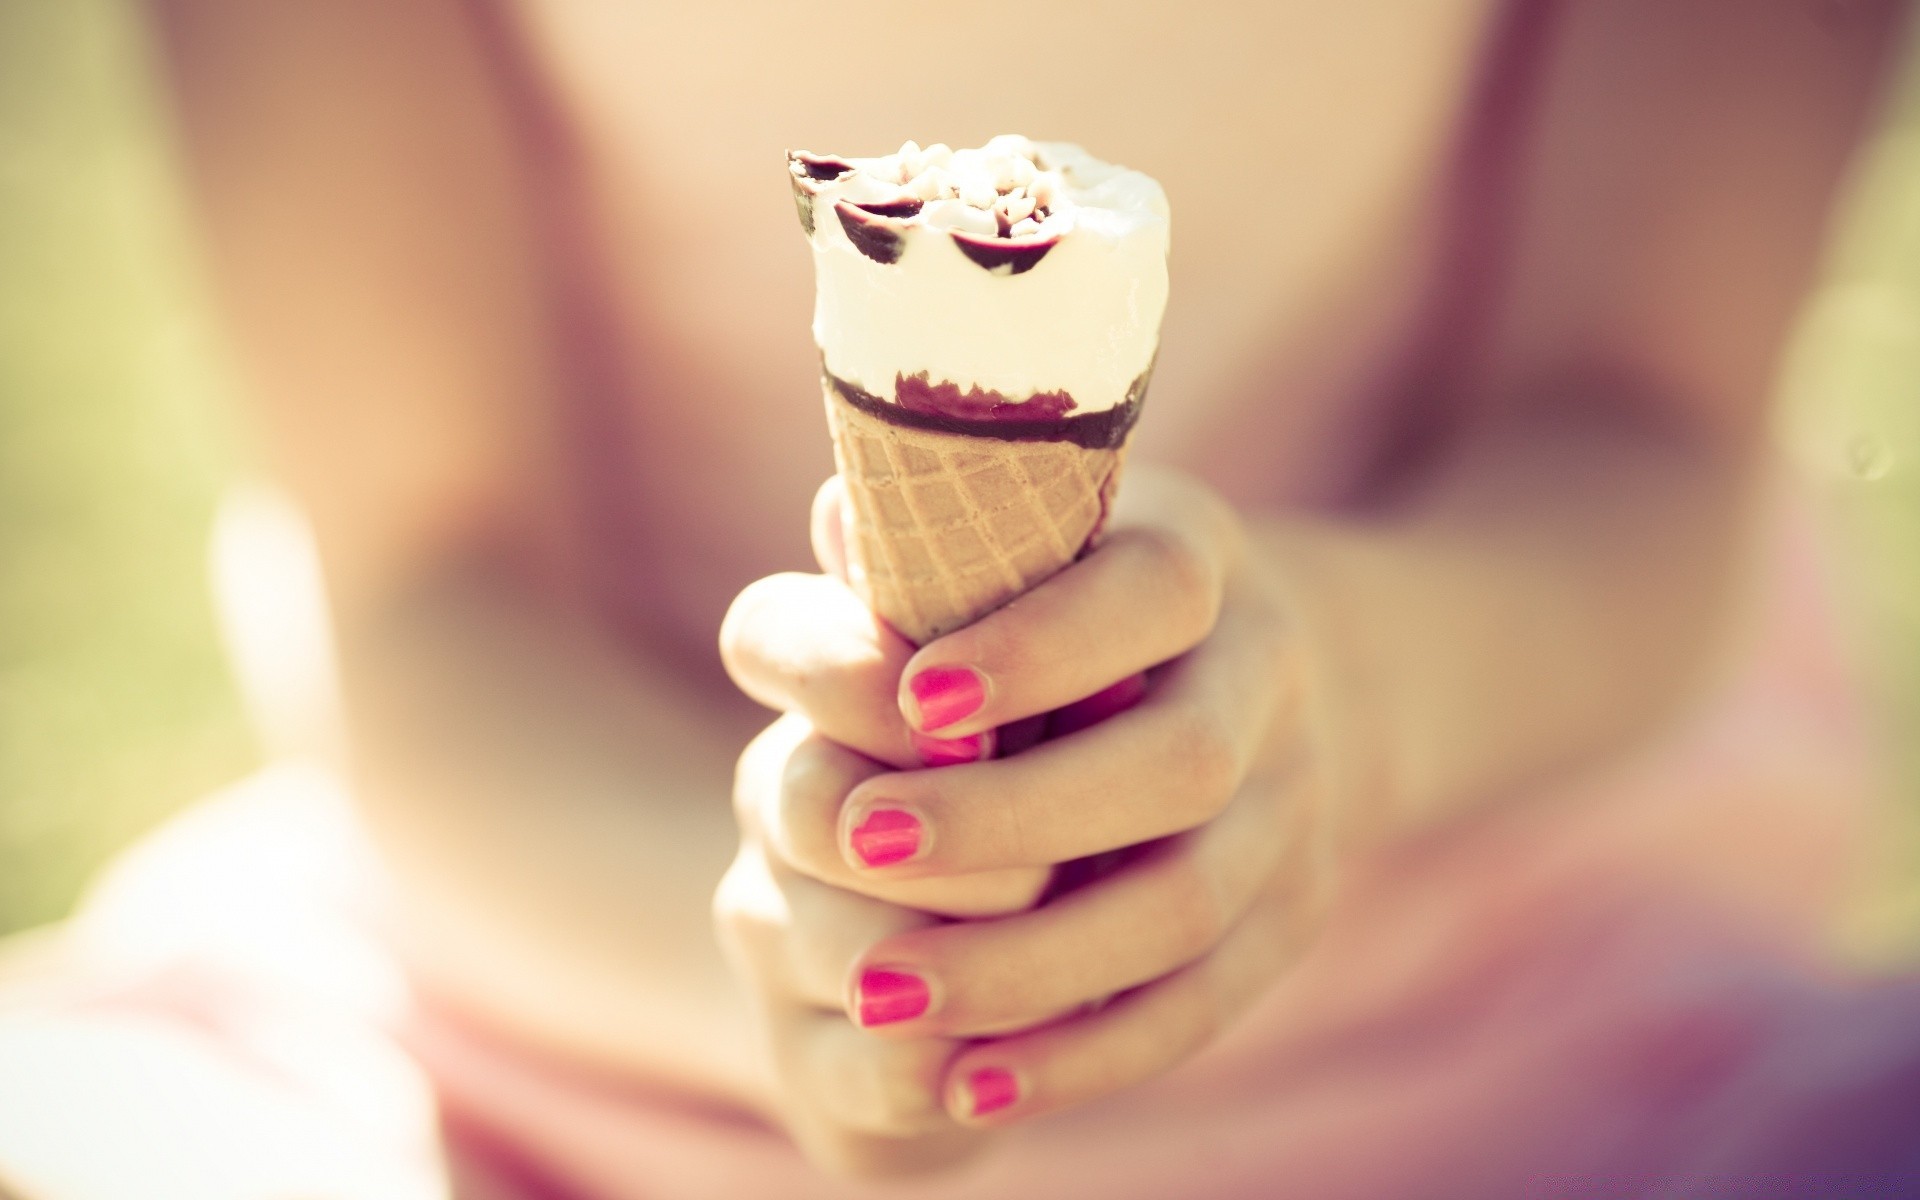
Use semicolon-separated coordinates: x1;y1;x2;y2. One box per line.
787;152;861;236
789;148;1074;276
950;231;1059;275
791;152;854;182
834;201;908;264
896;372;1074;422
851;198;924;220
826;366;1152;451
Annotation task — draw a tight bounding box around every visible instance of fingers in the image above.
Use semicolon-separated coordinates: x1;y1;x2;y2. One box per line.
720;573;928;769
734;715;883;886
838;583;1297;877
715;832;979;1156
897;470;1244;739
846;770;1299;1038
715;832;935;1012
774;1009;957;1137
714;829;975;1159
717;795;1321;1152
782;1115;982;1185
737;716;1050;916
942;858;1326;1126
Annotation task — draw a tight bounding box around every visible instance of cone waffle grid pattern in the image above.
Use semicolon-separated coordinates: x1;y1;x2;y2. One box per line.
825;383;1124;645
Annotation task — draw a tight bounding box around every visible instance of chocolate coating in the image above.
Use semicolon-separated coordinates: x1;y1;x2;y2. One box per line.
895;372;1074;421
851;198;925;220
826;366;1151;451
790;152;855;182
834;202;906;265
950;231;1060;275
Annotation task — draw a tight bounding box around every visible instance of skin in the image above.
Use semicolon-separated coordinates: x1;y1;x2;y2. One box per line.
136;0;1906;1182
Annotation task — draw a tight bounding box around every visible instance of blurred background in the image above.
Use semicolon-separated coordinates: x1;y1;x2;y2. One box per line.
0;0;254;935
0;0;1916;963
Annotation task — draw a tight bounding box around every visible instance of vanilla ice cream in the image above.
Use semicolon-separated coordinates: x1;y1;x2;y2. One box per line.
790;135;1169;446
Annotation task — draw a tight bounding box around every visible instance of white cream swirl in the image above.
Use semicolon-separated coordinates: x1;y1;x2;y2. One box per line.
791;135;1169;416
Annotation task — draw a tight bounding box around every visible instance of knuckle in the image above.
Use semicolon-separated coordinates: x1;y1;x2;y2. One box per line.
1129;526;1220;643
1180;969;1228;1054
1143;959;1230;1067
773;741;858;879
1190;482;1247;574
730;734;773;831
781;653;831;711
732;716;805;831
1157;851;1232;957
1164;703;1241;820
954;605;1044;683
786;1125;887;1181
832;1039;946;1135
710;849;779;970
717;574;789;686
779;908;852;1010
1255;603;1298;691
1233;572;1297;682
787;641;899;744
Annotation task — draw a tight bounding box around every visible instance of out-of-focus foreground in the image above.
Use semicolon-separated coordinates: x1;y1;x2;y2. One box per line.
0;0;1916;959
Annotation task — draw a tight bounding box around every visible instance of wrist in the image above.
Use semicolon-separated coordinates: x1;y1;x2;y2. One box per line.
1245;513;1395;853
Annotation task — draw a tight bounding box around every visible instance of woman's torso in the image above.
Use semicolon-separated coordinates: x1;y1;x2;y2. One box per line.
493;0;1499;643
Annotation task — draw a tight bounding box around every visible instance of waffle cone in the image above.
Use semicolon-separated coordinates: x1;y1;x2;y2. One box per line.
825;381;1126;645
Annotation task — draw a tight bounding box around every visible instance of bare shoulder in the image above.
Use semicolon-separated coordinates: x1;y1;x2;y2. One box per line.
149;0;578;615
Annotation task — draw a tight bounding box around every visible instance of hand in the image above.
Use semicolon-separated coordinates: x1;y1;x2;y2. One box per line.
712;713;986;1176
709;482;1052;1175
715;464;1332;1168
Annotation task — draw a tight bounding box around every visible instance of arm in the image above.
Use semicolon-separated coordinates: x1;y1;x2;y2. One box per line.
151;0;772;1107
1266;400;1755;845
711;1;1908;1171
1280;0;1906;844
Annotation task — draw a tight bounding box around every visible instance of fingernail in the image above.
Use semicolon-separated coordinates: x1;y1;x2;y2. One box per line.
855;968;930;1027
849;808;922;868
908;666;986;731
964;1067;1019;1117
910;730;989;767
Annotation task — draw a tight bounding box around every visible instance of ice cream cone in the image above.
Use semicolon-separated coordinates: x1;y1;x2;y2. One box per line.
790;135;1167;917
794;134;1166;627
824;378;1126;646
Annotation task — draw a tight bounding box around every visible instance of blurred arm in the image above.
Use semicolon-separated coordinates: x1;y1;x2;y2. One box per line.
1267;0;1906;844
151;0;578;615
149;0;771;1106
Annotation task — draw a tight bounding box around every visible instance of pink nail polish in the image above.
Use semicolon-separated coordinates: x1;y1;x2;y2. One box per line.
909;666;985;731
856;968;930;1026
966;1067;1019;1117
849;809;922;867
910;730;988;768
